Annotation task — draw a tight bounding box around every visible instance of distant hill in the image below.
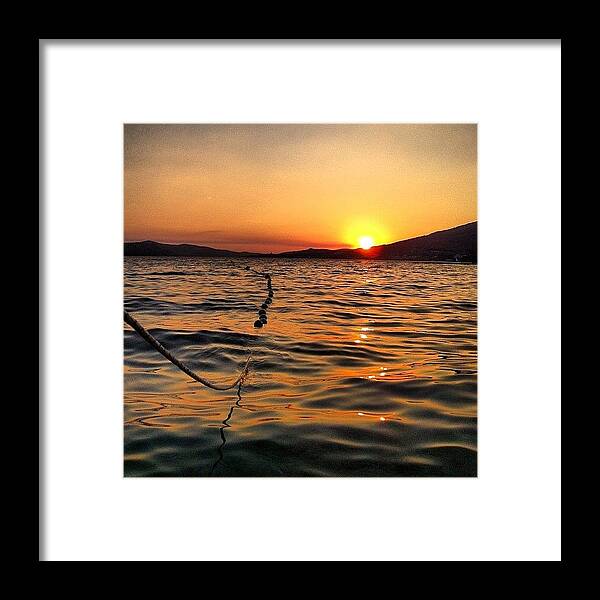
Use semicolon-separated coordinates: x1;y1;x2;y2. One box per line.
378;221;477;261
124;240;259;257
125;222;477;263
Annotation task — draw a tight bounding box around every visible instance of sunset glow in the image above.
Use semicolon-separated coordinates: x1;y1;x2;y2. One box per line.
125;124;477;252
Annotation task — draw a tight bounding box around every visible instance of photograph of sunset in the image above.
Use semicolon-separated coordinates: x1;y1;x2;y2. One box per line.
124;123;477;477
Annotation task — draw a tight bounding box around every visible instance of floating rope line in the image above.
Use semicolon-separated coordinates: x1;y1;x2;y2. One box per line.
245;266;274;328
124;310;251;391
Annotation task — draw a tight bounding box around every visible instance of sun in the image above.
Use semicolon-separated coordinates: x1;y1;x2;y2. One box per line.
358;235;374;250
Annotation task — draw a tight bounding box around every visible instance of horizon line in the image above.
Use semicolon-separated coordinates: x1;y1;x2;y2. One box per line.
124;220;477;254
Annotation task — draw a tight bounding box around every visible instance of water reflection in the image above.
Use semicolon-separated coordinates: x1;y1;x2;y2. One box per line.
209;386;242;476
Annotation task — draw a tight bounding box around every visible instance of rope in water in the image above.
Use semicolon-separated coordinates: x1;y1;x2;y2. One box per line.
245;266;274;328
124;309;251;391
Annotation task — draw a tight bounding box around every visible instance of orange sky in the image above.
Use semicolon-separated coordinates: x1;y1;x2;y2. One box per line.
124;124;477;252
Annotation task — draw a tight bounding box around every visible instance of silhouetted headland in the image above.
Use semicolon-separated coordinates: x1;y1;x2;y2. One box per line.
125;222;477;263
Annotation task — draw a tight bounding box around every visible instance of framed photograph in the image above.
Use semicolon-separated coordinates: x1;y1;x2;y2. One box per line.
41;40;561;561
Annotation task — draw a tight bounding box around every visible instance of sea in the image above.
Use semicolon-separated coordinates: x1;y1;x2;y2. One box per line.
124;257;477;477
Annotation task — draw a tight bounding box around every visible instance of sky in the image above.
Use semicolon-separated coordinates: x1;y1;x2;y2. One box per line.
124;124;477;252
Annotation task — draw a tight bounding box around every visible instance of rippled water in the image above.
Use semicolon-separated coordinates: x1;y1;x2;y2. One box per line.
124;257;477;477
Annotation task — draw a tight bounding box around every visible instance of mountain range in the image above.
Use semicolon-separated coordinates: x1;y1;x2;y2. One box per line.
125;221;477;263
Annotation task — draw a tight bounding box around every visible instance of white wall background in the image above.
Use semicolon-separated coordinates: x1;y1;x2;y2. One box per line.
42;41;561;561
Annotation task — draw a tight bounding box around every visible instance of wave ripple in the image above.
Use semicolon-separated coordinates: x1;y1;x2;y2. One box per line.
124;257;477;477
